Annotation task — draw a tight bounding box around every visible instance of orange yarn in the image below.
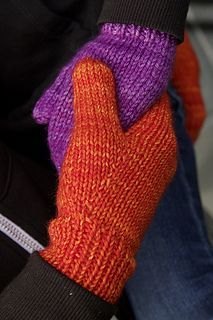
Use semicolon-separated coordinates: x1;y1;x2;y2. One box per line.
173;32;206;142
41;58;177;303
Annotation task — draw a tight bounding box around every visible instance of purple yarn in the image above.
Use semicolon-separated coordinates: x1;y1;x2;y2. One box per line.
33;24;176;171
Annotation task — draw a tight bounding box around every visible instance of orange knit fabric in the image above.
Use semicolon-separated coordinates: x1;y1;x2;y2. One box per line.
41;58;177;304
173;32;206;142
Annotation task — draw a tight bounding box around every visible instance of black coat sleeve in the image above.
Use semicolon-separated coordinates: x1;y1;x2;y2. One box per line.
0;253;116;320
98;0;190;42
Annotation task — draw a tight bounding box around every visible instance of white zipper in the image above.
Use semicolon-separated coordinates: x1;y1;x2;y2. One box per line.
0;213;44;254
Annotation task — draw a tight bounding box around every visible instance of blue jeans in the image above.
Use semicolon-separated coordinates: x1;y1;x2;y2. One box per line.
125;89;213;320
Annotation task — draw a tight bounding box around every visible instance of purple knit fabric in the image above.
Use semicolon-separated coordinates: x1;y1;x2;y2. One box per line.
33;24;176;171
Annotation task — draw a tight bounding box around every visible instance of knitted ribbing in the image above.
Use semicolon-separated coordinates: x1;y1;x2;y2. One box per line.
33;23;176;171
41;58;177;304
173;33;206;142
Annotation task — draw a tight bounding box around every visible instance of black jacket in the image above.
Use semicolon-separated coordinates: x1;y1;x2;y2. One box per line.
0;0;190;319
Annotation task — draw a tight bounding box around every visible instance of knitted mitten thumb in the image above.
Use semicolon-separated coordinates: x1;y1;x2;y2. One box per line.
41;58;177;304
172;32;206;142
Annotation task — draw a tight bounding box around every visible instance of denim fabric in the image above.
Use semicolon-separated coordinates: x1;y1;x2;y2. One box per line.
125;88;213;320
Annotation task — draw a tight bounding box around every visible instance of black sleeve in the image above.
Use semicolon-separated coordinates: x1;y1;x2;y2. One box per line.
98;0;190;42
0;253;116;320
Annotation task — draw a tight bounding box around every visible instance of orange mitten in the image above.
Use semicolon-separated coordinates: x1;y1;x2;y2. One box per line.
173;32;206;142
42;59;177;303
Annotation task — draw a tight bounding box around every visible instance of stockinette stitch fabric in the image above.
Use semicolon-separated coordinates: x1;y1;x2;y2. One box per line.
172;33;206;142
41;58;177;304
33;23;177;171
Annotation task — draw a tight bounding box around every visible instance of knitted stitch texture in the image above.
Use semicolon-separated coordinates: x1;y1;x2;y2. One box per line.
173;33;206;142
33;23;176;170
41;58;177;304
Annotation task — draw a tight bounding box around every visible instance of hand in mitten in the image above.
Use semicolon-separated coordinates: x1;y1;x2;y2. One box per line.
41;59;177;304
33;24;176;170
172;32;206;142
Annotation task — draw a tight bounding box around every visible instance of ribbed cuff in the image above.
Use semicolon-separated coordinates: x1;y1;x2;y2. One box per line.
0;253;116;320
98;0;190;43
